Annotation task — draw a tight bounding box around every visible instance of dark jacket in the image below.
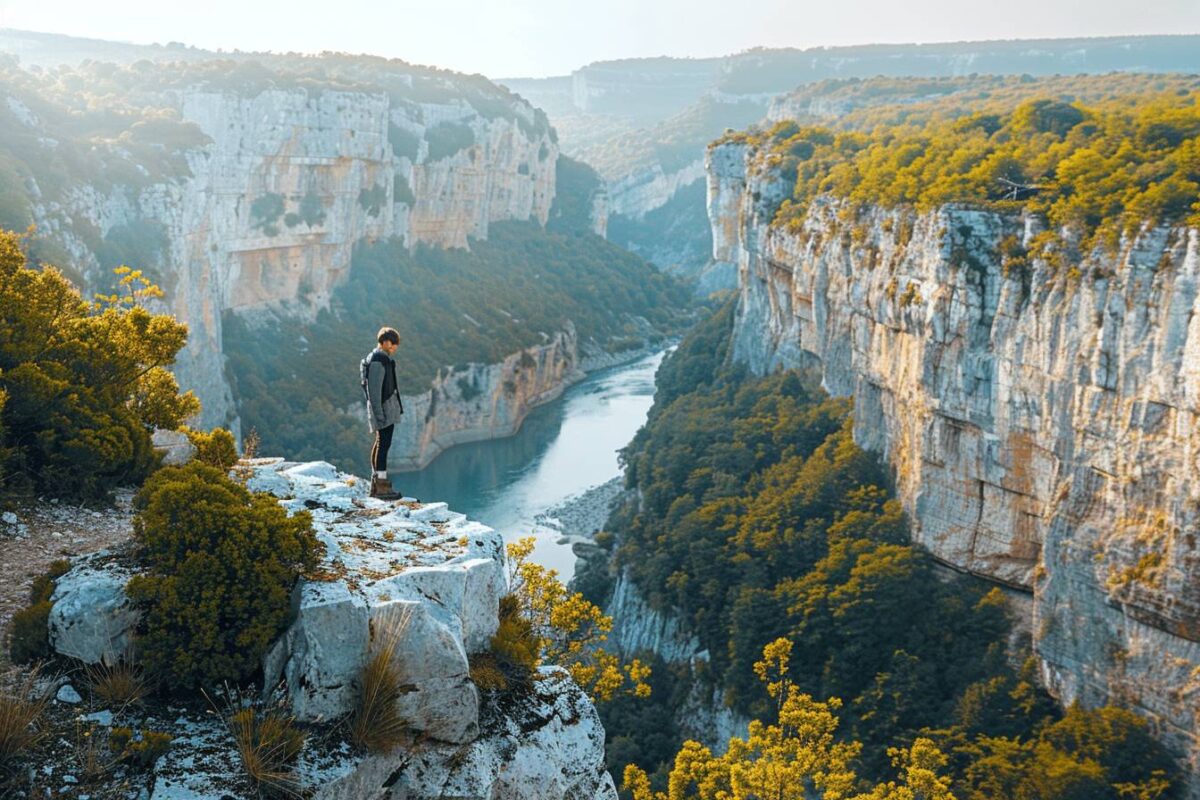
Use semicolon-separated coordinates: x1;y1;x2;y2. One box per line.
365;348;404;431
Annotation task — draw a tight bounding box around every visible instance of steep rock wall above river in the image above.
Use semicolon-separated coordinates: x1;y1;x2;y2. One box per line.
387;326;583;472
707;139;1200;781
606;159;706;220
20;83;556;430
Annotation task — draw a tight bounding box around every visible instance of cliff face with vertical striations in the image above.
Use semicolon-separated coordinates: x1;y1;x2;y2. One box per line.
9;65;556;432
707;139;1200;783
385;325;583;471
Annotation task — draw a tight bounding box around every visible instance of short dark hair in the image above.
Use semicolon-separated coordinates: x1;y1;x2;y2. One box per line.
377;327;400;345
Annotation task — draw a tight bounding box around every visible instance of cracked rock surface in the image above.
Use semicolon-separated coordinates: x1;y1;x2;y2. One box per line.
39;458;613;800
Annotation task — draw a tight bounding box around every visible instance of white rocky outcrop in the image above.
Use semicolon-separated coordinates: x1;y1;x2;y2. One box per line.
607;159;706;220
707;138;1200;785
245;458;506;743
149;667;615;800
44;458;613;799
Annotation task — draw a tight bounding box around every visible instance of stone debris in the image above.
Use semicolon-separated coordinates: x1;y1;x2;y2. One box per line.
56;684;82;704
536;476;623;543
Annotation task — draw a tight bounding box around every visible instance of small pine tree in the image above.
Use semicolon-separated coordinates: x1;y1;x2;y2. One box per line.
126;463;323;689
183;426;238;471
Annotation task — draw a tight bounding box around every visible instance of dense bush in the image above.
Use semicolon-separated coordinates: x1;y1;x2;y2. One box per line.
223;220;690;472
0;233;198;501
183;426;238;471
945;704;1179;800
8;559;71;665
125;463;322;689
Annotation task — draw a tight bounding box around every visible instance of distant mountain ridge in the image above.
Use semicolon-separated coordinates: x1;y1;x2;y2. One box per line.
503;34;1200;292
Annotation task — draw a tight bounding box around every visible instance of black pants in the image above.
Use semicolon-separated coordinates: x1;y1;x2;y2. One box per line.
371;424;394;473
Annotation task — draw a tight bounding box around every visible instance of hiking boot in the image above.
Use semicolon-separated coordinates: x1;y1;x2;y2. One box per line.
369;476;402;500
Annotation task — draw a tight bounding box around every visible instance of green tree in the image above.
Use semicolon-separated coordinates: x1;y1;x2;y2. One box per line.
0;231;198;500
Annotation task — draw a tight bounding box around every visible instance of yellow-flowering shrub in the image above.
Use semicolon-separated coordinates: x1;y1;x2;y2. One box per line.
502;536;650;703
623;638;957;800
0;232;199;501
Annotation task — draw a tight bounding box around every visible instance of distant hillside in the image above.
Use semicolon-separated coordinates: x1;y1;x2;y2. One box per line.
502;35;1200;291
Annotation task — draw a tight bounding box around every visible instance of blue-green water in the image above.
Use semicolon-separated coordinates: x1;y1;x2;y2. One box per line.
395;350;664;577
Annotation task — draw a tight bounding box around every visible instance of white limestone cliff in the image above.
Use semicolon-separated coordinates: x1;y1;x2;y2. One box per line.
385;326;583;471
31;85;557;431
706;138;1200;784
607;159;706;220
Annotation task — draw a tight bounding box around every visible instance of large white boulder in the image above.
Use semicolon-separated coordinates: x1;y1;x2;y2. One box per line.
47;557;139;665
374;599;479;744
280;581;371;722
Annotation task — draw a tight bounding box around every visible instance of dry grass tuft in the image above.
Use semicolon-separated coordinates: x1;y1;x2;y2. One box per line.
86;653;150;710
0;672;51;768
227;705;306;798
208;687;306;799
350;605;413;753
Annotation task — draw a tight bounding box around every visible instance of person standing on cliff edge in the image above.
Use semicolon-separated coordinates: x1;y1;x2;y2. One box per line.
361;327;406;500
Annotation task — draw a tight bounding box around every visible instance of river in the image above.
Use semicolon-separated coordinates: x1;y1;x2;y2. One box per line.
396;350;665;578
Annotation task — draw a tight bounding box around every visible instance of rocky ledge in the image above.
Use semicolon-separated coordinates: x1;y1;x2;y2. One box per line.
39;458;616;800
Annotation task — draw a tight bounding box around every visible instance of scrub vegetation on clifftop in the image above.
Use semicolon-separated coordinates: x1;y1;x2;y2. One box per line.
720;73;1200;253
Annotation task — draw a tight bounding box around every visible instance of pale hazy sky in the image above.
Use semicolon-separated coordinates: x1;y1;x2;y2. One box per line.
0;0;1196;79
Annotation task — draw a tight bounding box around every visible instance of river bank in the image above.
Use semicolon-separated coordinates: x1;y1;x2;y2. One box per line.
396;349;664;578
